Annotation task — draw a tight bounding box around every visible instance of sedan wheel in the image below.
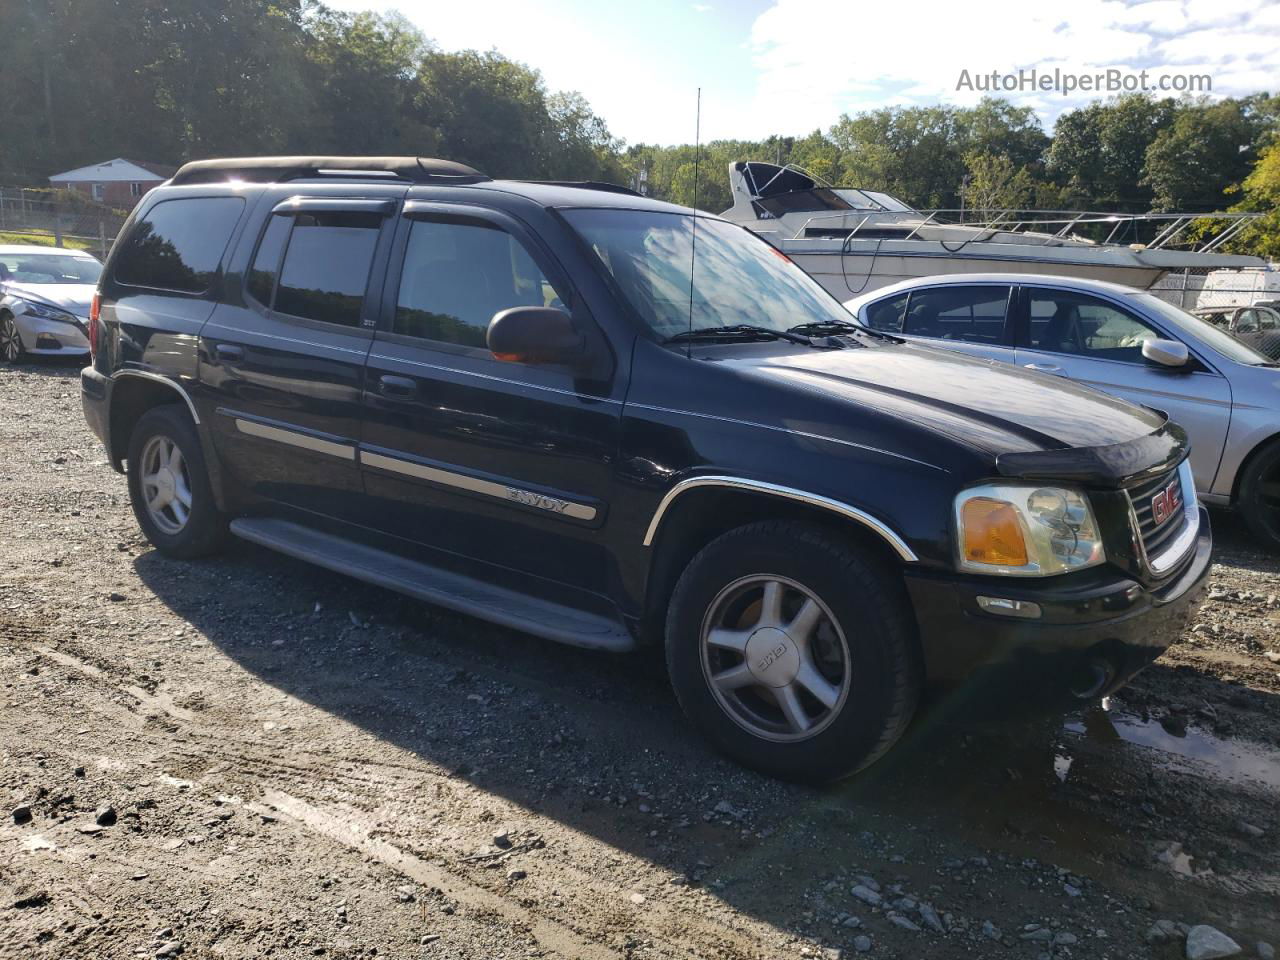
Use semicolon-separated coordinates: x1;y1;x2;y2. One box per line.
0;314;24;363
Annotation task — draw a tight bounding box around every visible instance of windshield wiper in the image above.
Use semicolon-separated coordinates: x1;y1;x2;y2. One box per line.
786;319;858;335
664;324;819;346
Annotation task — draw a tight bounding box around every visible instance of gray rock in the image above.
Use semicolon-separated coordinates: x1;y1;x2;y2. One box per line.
855;875;881;892
1185;925;1242;960
154;943;183;958
1148;919;1185;943
918;903;944;934
1235;820;1265;838
1256;941;1275;960
1021;928;1054;942
982;921;1002;941
892;897;917;912
889;915;921;932
841;916;862;929
492;830;511;848
94;805;117;827
506;868;526;881
712;800;740;818
1054;932;1079;946
12;805;32;825
850;885;882;906
1063;883;1082;897
853;936;872;953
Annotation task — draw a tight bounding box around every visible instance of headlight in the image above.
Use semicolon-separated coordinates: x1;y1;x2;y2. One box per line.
955;483;1104;576
16;298;78;324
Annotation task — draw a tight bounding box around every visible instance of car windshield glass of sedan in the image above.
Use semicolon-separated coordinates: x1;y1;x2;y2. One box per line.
1135;294;1272;365
563;209;855;339
0;254;103;285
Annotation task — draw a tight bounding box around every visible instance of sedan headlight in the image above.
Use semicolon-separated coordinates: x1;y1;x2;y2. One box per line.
16;298;78;324
955;483;1104;576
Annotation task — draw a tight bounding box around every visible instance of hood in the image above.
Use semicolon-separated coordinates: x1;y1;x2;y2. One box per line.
726;339;1180;484
3;282;96;318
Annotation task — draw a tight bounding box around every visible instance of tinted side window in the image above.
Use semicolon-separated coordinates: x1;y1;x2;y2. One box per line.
902;286;1009;343
247;214;291;306
1235;309;1259;333
1258;308;1279;331
394;219;565;347
864;293;907;332
274;212;381;327
1027;290;1160;362
114;197;245;293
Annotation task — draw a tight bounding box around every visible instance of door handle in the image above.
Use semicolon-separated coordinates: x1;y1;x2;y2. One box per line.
214;343;244;363
378;374;417;398
1023;362;1063;375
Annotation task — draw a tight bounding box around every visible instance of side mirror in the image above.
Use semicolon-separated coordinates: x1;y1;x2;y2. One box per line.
1142;338;1190;369
487;307;584;366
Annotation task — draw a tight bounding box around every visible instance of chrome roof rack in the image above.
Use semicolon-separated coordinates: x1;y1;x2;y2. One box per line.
169;156;489;186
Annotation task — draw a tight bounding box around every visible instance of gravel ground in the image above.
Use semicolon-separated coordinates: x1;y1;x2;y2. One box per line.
2;359;1278;960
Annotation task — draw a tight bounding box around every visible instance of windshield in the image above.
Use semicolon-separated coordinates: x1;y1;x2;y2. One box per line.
563;209;856;339
0;253;102;285
1134;294;1272;366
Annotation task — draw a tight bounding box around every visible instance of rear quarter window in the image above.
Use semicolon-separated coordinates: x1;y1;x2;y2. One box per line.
113;196;245;294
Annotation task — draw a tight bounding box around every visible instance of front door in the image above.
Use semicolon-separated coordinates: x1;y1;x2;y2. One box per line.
1013;286;1232;491
864;284;1017;365
358;201;623;595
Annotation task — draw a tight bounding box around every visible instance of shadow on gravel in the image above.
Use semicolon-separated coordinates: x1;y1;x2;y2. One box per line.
130;516;1280;945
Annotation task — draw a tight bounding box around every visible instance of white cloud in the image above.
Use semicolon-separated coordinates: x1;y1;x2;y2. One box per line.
745;0;1280;135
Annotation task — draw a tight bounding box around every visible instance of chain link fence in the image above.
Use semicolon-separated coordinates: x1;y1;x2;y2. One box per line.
0;187;128;260
1148;267;1280;312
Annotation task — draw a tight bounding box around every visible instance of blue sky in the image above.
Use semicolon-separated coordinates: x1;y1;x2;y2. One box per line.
329;0;1279;145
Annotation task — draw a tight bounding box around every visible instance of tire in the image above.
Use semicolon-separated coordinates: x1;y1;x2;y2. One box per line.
1238;440;1280;552
126;405;227;559
665;521;921;783
0;312;25;364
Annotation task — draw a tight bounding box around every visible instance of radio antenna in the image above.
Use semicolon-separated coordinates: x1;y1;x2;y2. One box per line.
685;87;702;359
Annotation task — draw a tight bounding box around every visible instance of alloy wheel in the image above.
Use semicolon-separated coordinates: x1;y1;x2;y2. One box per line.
139;435;193;534
0;316;21;362
699;574;851;742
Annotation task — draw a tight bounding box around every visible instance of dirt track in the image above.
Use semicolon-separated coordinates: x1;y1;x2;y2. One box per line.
2;360;1278;960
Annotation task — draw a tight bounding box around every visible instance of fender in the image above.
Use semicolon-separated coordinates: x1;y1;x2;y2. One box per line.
642;475;919;562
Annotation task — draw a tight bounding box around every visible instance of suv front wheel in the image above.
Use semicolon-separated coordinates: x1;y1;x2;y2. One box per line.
665;521;920;782
126;405;227;559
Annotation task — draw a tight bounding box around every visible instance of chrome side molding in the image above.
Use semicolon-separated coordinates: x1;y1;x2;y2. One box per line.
362;450;598;521
233;417;355;460
642;475;918;562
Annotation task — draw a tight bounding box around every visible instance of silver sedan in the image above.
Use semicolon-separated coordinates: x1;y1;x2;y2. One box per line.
0;245;101;362
844;273;1280;550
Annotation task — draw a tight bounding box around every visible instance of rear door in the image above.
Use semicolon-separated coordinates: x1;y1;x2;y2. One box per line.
358;200;623;594
197;189;400;518
1013;285;1232;491
862;284;1016;364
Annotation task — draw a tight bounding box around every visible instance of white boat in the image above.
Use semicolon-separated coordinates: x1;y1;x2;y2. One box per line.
720;162;1264;300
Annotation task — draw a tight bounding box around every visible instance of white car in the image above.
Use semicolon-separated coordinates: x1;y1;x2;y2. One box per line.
844;273;1280;550
0;244;102;362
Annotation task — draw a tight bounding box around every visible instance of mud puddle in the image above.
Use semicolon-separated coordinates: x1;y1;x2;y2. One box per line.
1063;701;1280;791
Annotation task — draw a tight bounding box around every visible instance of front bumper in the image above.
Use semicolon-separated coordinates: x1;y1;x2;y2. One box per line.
905;507;1212;707
16;312;90;355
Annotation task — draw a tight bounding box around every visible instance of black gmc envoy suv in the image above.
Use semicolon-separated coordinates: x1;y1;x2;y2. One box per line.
81;156;1211;781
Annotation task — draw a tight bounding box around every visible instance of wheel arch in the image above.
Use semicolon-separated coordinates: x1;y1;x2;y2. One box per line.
1230;430;1280;504
107;373;230;511
639;479;917;646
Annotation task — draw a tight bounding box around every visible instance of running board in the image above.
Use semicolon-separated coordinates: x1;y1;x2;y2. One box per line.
229;518;635;652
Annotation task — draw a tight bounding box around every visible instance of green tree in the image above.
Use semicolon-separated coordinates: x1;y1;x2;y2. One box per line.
1142;98;1259;211
1226;139;1280;258
960;152;1036;219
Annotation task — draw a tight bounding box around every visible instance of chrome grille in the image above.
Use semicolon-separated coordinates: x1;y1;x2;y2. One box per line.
1127;465;1190;570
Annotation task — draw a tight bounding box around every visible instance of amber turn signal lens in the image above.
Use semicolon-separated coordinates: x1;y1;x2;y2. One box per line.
962;498;1029;567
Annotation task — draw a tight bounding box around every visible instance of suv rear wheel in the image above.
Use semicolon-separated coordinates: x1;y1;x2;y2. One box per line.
126;405;227;558
665;521;920;782
1238;439;1280;551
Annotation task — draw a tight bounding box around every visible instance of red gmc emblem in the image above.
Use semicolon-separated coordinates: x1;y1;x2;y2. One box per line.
1151;480;1183;526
